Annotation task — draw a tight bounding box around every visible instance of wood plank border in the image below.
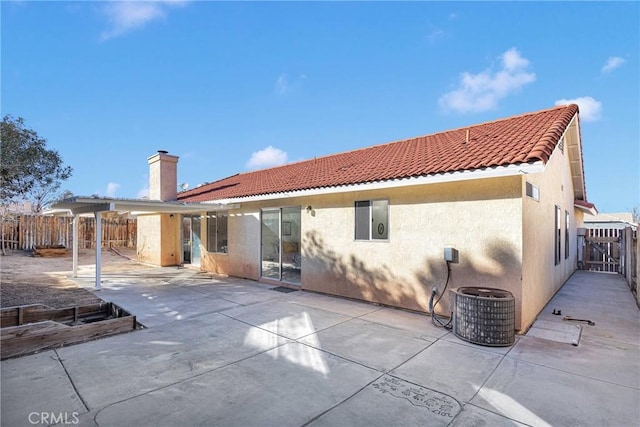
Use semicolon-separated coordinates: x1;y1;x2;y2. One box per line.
1;315;137;360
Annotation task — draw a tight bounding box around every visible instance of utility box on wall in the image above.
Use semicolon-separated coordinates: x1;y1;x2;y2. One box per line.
444;247;459;263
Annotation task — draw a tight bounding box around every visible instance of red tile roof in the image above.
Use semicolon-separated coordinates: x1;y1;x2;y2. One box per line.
179;104;579;202
574;199;598;214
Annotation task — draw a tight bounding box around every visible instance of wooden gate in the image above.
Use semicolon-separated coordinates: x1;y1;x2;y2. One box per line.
584;228;620;272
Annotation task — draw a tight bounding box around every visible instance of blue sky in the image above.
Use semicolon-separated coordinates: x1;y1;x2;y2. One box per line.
2;1;638;213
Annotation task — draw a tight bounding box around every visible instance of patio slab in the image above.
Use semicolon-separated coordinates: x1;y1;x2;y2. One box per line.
308;375;461;427
470;356;640;426
1;269;638;427
286;290;382;318
298;318;433;372
56;312;289;409
221;299;352;340
0;352;87;427
390;340;504;402
509;334;640;388
450;404;528;426
359;306;450;340
94;342;380;427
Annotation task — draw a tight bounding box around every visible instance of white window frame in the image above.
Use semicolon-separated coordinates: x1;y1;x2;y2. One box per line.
355;199;389;241
526;181;540;201
207;211;228;254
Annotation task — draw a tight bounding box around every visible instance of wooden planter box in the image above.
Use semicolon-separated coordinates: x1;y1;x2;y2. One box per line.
33;245;67;257
0;302;137;360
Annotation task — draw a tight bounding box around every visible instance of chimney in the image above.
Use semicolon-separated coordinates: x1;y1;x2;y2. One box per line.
148;150;179;201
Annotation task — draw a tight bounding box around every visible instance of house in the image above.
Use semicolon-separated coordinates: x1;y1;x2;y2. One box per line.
136;104;597;332
584;212;637;231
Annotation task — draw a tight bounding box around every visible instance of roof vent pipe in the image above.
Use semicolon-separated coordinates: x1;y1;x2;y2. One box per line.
465;129;469;144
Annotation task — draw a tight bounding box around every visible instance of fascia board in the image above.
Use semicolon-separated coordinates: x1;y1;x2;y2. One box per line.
211;162;546;205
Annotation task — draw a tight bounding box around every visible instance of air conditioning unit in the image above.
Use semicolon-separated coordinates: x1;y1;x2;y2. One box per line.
452;287;515;347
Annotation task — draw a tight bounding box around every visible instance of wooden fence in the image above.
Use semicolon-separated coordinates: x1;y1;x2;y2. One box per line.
582;225;638;303
0;214;136;250
583;227;622;273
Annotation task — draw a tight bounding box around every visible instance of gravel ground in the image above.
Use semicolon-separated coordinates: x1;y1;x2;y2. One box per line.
0;247;143;308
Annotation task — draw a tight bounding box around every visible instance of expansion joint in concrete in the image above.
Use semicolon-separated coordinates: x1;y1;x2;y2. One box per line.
54;349;90;413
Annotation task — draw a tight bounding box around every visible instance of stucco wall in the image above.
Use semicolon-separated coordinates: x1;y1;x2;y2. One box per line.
300;177;524;327
227;210;261;279
199;216;231;275
137;213;180;266
148;153;178;202
521;140;580;329
211;176;524;328
637;233;640;307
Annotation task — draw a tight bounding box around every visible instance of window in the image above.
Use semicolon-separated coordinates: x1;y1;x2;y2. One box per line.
555;206;561;265
565;210;570;259
207;211;228;253
355;200;388;240
526;182;540;201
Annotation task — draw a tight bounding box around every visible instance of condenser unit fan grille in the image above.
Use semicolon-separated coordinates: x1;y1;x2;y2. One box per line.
453;287;515;347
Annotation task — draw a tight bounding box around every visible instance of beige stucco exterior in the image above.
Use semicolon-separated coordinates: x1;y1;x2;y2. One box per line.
188;176;529;328
137;114;589;332
137;213;181;266
299;177;524;325
521;129;584;329
137;152;182;266
150;154;583;332
191;131;588;332
148;152;178;202
139;171;582;331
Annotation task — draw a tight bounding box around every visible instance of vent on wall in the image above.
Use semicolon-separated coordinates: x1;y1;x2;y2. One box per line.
526;182;540;201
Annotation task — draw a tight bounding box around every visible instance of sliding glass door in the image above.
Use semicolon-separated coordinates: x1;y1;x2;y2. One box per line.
182;215;201;266
261;210;281;280
261;207;301;284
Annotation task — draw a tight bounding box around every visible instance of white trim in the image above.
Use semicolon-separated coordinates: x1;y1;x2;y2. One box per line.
45;197;237;216
574;202;597;216
562;113;587;200
211;162;546;205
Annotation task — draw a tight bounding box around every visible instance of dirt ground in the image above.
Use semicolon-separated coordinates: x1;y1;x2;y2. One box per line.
0;247;146;308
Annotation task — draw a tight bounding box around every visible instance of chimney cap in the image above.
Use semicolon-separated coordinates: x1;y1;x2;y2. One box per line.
157;150;169;154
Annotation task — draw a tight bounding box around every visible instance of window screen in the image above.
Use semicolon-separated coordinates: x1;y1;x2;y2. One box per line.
355;201;371;240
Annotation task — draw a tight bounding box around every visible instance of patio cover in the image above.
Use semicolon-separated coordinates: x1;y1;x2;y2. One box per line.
46;196;234;290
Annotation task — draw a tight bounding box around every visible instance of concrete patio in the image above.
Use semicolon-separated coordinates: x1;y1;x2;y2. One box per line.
1;269;638;426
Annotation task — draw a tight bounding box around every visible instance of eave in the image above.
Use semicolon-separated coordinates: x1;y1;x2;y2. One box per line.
45;196;236;217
